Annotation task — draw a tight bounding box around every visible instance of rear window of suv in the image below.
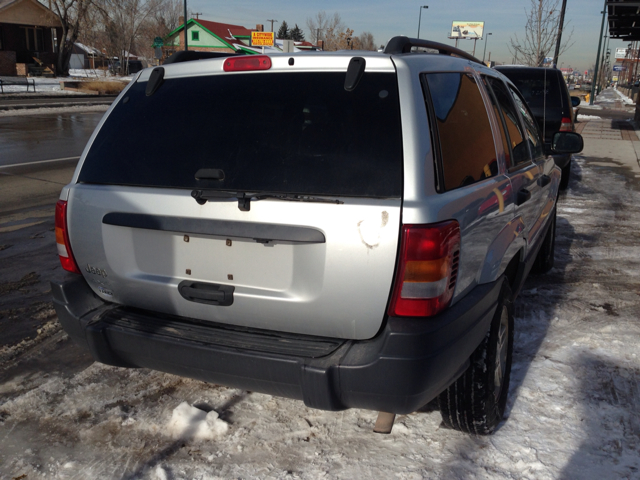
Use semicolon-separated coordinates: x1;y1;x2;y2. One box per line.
79;71;403;198
497;69;563;109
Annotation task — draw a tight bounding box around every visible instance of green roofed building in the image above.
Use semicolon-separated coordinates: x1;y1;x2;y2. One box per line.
163;18;258;59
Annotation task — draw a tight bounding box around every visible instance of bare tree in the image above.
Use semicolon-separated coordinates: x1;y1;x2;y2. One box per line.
153;0;182;33
48;0;93;75
137;0;183;59
306;11;343;44
94;0;163;74
357;32;376;51
508;0;574;67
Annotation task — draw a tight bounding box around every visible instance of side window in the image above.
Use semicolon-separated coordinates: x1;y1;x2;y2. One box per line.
485;77;529;167
482;76;512;169
508;86;545;159
425;72;498;192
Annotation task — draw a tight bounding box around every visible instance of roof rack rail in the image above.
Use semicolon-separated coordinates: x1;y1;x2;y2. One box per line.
163;50;243;65
384;36;483;65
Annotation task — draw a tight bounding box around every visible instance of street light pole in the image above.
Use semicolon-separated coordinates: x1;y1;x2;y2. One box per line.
590;2;607;105
482;33;492;63
417;5;428;39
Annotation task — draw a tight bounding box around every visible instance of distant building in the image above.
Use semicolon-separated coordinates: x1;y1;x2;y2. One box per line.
163;18;257;59
0;0;62;76
162;18;322;60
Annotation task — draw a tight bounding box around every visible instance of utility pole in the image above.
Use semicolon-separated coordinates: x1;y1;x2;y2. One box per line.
552;0;568;66
267;19;278;33
590;2;607;105
193;12;202;19
183;0;188;51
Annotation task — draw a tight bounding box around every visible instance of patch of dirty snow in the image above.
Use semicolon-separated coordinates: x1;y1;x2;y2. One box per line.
167;401;228;440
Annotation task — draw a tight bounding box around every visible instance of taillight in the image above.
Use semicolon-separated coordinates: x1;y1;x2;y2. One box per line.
388;221;460;317
560;116;573;132
223;55;272;72
55;200;81;274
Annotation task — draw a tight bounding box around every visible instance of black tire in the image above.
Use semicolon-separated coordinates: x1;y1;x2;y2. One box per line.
559;159;571;190
438;280;514;435
531;208;556;274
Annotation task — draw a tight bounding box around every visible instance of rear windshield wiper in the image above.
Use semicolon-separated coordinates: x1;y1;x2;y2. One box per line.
191;189;344;211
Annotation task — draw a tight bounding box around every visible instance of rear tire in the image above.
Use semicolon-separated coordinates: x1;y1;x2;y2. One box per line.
531;208;556;274
559;160;571;190
438;280;514;435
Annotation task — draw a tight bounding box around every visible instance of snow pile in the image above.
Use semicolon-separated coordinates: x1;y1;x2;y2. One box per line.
612;88;635;105
167;401;228;440
577;114;602;121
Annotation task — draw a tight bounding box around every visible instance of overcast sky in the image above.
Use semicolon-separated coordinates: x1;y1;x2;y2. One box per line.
186;0;620;71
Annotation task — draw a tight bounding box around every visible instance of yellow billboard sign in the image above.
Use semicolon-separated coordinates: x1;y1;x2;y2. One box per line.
252;32;274;46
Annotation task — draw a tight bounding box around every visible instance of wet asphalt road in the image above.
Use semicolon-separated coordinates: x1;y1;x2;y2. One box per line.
0;111;105;166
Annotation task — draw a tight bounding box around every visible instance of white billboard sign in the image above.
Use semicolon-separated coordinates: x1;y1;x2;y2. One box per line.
615;48;628;59
450;21;485;39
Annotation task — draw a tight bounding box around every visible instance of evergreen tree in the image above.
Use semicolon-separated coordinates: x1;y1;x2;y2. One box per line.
277;20;289;39
290;24;305;42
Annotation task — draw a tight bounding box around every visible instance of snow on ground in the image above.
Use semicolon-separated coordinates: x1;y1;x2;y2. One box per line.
613;88;636;105
0;71;132;94
577;114;602;121
1;127;640;479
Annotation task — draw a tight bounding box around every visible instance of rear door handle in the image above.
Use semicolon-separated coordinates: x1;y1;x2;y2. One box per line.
517;188;531;206
538;174;551;188
178;281;235;306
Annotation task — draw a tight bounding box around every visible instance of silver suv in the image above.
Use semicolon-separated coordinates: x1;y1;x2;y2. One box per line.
52;37;583;435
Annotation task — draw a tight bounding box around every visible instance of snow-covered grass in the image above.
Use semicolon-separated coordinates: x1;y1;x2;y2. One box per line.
0;70;133;94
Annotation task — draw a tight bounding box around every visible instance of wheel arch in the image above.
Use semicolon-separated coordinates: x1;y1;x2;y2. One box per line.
478;216;526;287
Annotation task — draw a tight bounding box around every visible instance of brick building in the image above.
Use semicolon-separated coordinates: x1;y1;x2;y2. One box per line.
0;0;61;76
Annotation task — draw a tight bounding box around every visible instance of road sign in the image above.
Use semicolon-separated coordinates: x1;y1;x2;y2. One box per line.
615;48;627;59
613;65;626;72
251;32;274;46
152;36;164;48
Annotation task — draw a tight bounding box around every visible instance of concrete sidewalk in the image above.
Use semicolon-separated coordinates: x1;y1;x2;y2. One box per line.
576;118;640;177
571;86;640;176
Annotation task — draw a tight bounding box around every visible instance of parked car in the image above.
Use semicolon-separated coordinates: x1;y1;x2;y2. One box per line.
52;37;583;435
495;66;581;190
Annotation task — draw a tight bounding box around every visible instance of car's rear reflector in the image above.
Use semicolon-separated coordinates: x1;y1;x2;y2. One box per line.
388;221;460;317
223;55;272;72
55;200;81;274
560;116;573;132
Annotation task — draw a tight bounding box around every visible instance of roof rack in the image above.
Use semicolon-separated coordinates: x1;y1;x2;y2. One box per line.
384;36;483;65
163;50;243;65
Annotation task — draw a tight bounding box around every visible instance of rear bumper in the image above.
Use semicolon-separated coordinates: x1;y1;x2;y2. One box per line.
51;274;501;414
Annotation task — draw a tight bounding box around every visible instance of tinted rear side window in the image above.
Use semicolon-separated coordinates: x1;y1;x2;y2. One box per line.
485;76;530;167
425;72;497;191
497;69;562;109
79;72;403;198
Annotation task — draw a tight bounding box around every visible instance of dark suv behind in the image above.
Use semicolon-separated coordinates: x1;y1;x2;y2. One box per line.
495;66;580;190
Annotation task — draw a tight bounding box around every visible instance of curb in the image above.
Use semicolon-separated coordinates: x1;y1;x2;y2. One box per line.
0;100;114;111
